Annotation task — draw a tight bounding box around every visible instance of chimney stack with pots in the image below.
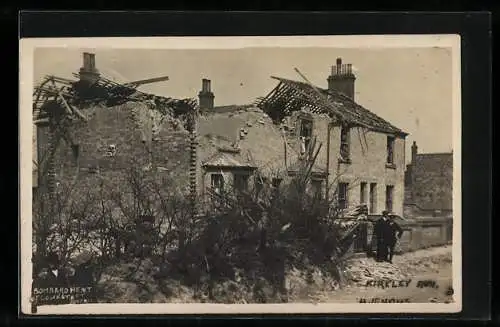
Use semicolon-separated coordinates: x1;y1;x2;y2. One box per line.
198;78;214;110
79;52;100;84
327;58;356;100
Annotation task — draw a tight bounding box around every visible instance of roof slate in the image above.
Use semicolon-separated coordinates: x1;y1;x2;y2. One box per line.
258;77;407;136
197;105;287;176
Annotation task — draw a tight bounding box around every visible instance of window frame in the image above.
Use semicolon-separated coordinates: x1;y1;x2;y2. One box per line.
369;182;377;214
299;117;313;154
385;185;394;212
338;182;349;209
386;135;395;165
233;173;250;193
71;144;80;166
211;173;224;194
339;124;351;162
360;182;367;205
311;178;324;200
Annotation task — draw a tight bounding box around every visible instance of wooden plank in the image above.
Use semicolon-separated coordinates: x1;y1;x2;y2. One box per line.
57;91;74;115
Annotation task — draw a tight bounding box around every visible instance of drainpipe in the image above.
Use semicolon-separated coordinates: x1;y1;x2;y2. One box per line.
326;122;331;201
46;124;57;227
188;107;199;218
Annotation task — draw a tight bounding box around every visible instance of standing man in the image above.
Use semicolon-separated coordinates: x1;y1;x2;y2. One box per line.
387;214;404;263
373;210;391;262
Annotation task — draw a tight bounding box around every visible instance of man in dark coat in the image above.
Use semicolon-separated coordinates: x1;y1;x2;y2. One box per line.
373;211;392;262
387;215;404;263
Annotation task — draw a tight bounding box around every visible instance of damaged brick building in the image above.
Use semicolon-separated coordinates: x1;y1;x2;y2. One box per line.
32;53;198;228
197;58;408;216
33;53;409;223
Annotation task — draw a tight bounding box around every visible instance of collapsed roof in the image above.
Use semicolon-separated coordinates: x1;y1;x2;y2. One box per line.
256;76;408;137
33;59;197;129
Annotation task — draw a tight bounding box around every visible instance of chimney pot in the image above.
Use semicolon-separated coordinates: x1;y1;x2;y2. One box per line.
411;141;418;163
79;52;100;83
328;58;356;99
199;78;214;110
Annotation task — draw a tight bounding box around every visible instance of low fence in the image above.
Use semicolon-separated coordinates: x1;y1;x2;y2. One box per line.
349;216;453;256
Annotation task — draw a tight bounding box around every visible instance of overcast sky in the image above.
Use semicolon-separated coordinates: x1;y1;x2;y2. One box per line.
34;47;454;163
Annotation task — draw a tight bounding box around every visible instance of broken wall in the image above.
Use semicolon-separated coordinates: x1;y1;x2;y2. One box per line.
34;102;192;219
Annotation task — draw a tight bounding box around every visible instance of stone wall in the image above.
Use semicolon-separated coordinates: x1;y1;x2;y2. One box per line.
354;216;453;256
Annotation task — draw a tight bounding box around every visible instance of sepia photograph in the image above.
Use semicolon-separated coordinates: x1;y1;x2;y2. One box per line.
19;35;461;315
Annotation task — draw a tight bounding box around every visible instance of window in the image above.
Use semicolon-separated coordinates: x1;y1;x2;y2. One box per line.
311;179;323;199
71;144;80;166
234;173;249;193
386;136;395;164
369;183;377;213
338;182;349;209
385;185;394;212
211;174;224;194
340;125;351;161
300;119;313;153
272;178;282;188
360;182;367;204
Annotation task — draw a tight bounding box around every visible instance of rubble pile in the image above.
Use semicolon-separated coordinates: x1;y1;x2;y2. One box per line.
344;259;412;287
344;245;453;287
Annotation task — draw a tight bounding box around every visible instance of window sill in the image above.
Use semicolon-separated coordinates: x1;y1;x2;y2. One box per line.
385;163;397;169
338;158;352;165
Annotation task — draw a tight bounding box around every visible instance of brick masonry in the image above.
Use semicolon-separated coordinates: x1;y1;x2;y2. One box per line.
404;151;453;218
34;102;192;209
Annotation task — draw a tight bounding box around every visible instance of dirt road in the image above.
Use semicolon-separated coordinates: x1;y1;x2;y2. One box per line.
311;245;454;303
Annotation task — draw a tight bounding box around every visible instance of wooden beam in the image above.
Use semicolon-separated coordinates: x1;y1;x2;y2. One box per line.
57;91;74;115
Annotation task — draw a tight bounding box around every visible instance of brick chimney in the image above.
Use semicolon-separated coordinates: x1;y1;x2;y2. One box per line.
327;58;356;100
411;141;418;163
79;52;100;84
198;79;214;110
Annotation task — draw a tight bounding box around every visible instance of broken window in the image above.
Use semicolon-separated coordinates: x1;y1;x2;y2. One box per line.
340;125;350;161
385;185;394;212
337;182;349;209
360;182;367;204
233;173;249;193
299;118;313;154
387;136;395;164
211;174;224;194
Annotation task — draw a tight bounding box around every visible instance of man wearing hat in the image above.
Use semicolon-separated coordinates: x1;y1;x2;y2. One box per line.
387;214;404;263
373;210;392;262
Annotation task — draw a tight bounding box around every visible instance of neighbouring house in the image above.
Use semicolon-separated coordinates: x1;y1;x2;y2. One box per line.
196;79;287;204
197;58;408;216
404;141;453;218
32;52;197;227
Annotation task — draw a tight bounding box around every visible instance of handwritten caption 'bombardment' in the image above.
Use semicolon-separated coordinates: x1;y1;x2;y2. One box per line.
32;286;94;303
